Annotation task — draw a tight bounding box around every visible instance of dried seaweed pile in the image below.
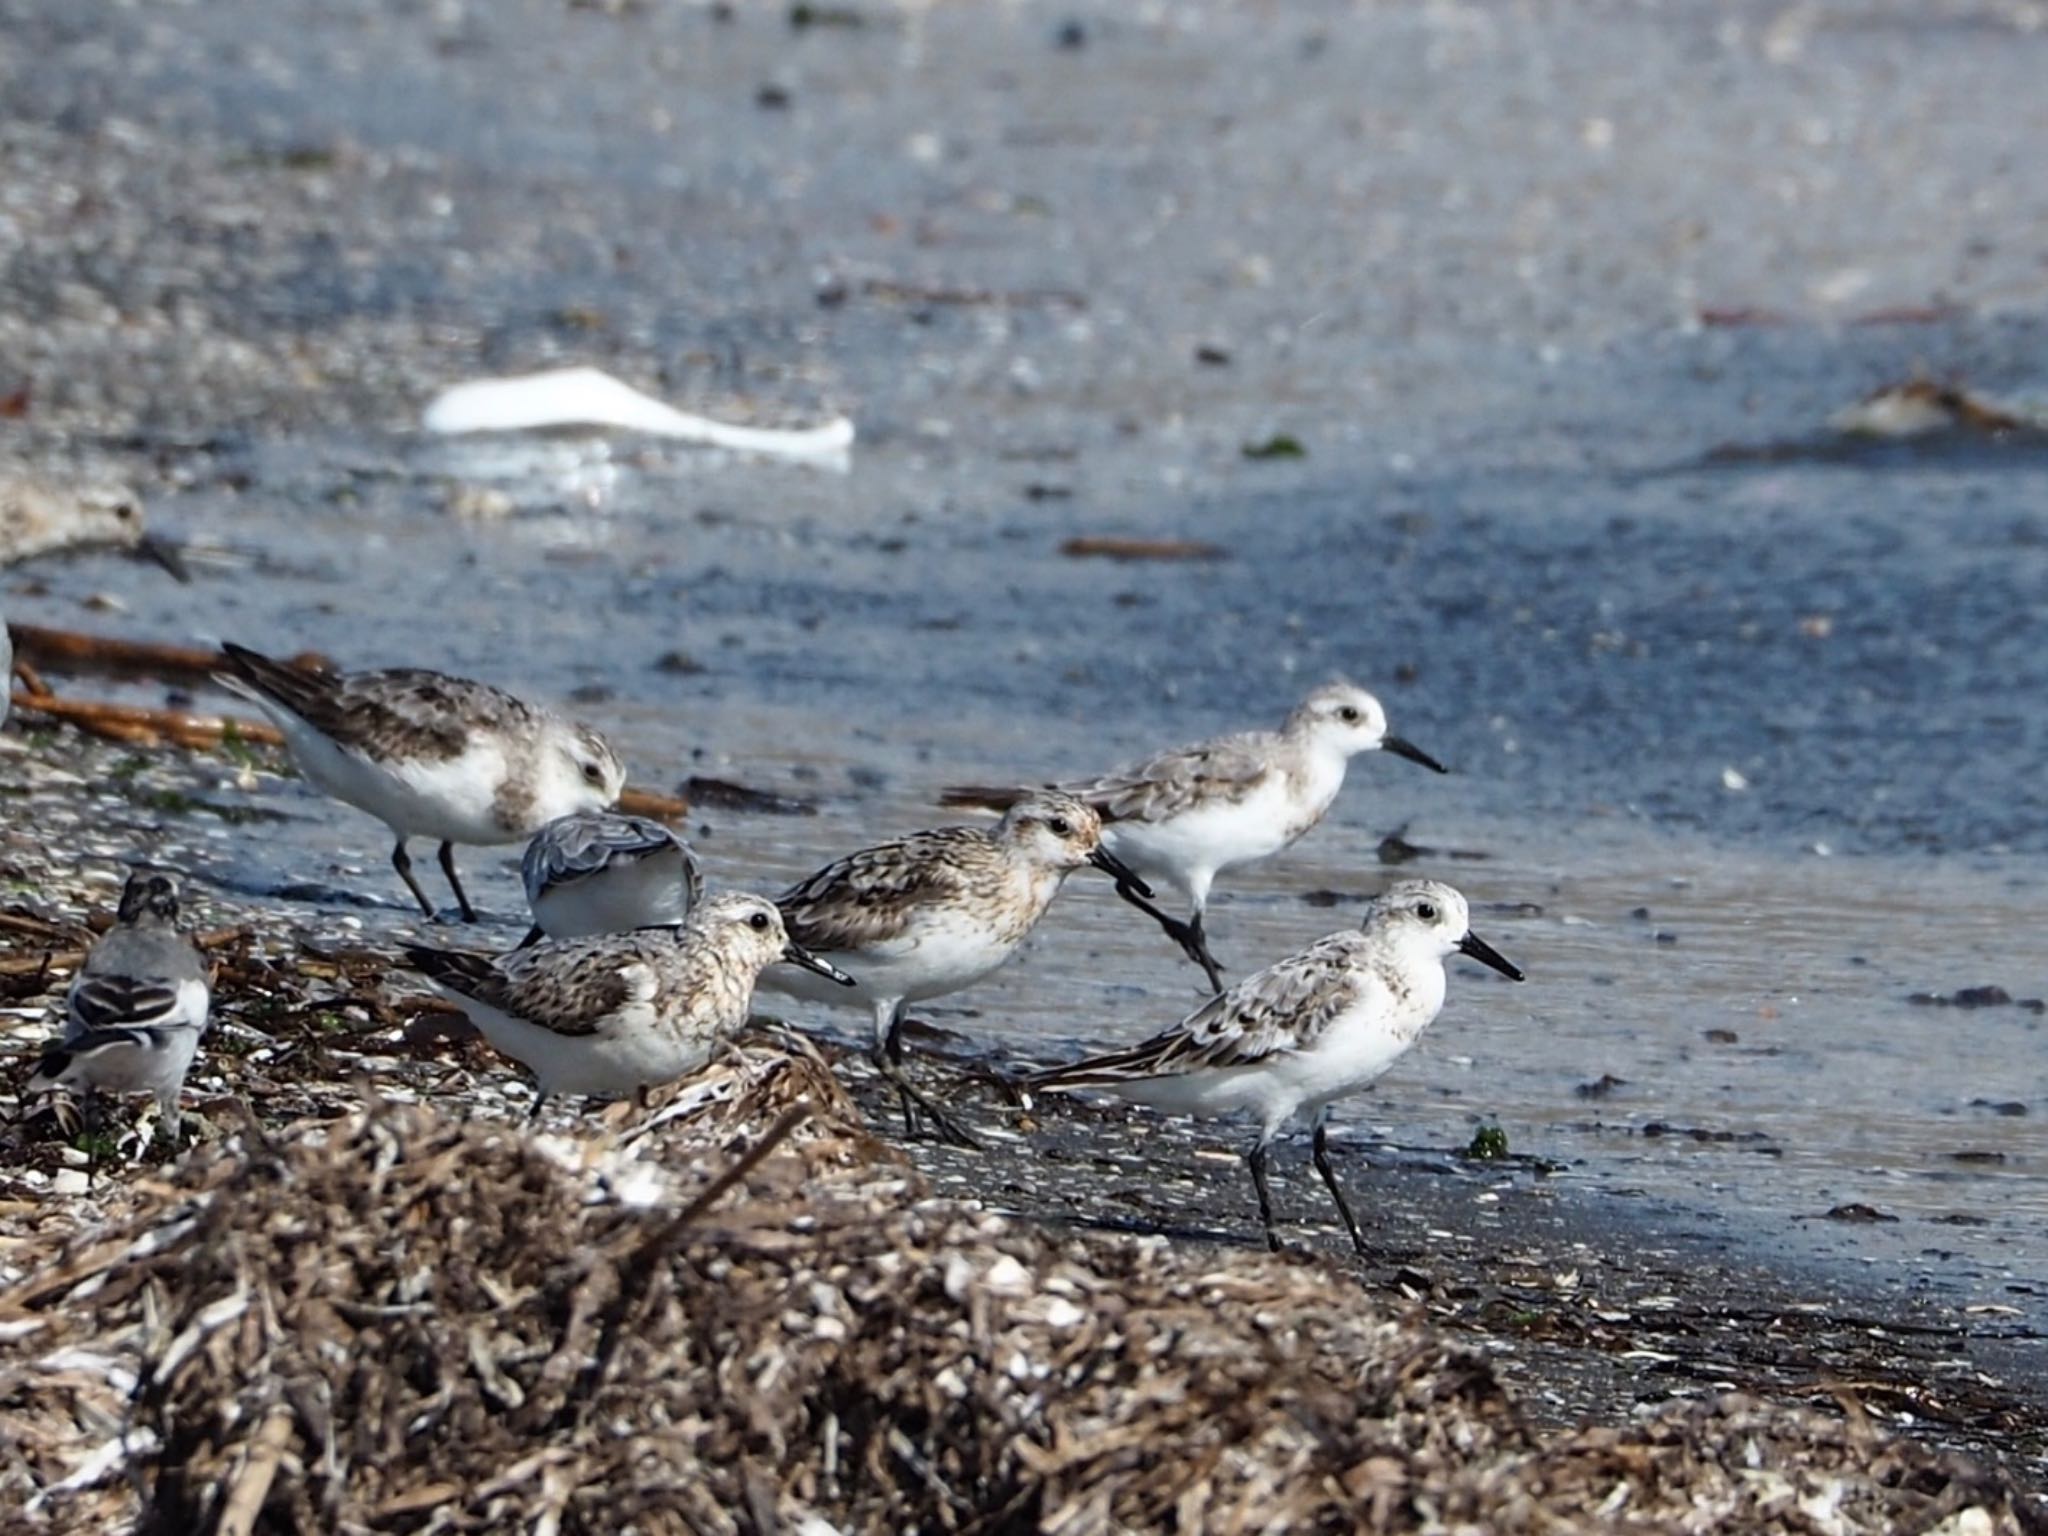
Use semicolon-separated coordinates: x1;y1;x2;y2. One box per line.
0;1087;2033;1536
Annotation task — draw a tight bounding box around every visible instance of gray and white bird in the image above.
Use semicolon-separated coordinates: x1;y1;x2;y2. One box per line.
28;870;213;1136
945;681;1446;992
520;809;702;946
217;642;626;923
403;891;852;1108
1029;878;1522;1255
762;790;1148;1146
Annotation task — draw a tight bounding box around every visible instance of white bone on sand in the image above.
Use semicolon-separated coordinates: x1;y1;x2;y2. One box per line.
422;367;855;463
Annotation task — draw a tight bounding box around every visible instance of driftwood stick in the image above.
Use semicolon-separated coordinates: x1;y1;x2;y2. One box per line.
216;1404;296;1536
8;622;229;683
0;924;251;977
10;692;286;751
616;786;690;822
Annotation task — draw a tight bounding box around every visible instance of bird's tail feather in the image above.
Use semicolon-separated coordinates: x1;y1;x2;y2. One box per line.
401;944;496;998
215;641;333;719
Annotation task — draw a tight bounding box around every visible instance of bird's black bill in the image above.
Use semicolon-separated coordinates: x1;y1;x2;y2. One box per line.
784;939;856;987
1382;735;1448;774
1458;931;1524;981
134;533;194;584
1088;845;1154;899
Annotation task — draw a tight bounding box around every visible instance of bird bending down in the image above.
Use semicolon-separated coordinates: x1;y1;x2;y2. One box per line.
761;790;1148;1148
942;681;1446;993
1029;878;1521;1256
28;870;213;1146
404;891;851;1110
217;641;626;922
520;809;703;945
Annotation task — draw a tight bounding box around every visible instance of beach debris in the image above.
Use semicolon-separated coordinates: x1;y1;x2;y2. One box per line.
1829;380;2043;440
1467;1124;1511;1159
1907;985;2046;1012
680;775;817;816
1242;433;1307;461
421;368;855;464
0;1099;2031;1534
818;276;1088;312
9;690;282;753
1058;535;1225;562
1819;1203;1900;1224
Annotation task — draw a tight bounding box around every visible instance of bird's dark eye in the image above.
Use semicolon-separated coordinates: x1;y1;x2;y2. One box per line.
581;761;606;785
748;912;771;931
1047;817;1072;837
1415;901;1438;921
1338;706;1361;724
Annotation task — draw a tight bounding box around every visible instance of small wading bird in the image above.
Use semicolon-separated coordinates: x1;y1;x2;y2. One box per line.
520;809;703;945
28;870;213;1147
218;642;625;922
404;892;852;1112
944;681;1445;992
761;790;1149;1147
1028;879;1522;1255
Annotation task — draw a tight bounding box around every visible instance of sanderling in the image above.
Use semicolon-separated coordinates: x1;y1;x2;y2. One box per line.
1028;878;1521;1255
218;642;626;922
28;870;213;1139
0;474;144;566
762;790;1148;1146
945;681;1445;991
521;809;703;945
404;891;852;1108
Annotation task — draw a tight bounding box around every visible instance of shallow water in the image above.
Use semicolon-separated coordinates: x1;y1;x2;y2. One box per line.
5;0;2047;1327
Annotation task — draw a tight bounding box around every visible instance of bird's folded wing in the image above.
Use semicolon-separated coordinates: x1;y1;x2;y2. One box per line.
777;829;980;951
408;939;661;1037
1044;936;1362;1083
523;815;693;898
1067;730;1276;824
67;975;206;1037
222;643;523;761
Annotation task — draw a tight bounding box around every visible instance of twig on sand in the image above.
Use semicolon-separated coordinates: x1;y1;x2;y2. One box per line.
11;692;286;751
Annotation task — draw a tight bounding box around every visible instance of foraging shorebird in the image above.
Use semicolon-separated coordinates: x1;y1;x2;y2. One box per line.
217;642;625;922
28;871;213;1138
520;809;702;945
0;474;145;567
404;891;851;1108
1029;879;1521;1255
761;790;1149;1146
944;681;1446;991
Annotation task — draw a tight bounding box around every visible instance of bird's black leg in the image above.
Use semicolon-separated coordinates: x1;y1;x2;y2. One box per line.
1110;880;1226;991
1312;1119;1369;1257
438;841;478;923
517;925;545;949
391;838;437;918
527;1089;549;1122
1183;910;1225;994
1246;1139;1282;1252
873;1000;978;1148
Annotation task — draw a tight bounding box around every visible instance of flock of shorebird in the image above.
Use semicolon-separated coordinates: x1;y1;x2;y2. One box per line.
16;638;1524;1254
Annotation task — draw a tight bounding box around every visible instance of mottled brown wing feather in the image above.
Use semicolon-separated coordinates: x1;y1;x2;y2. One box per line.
405;941;641;1037
223;643;536;762
1065;729;1280;825
1035;934;1363;1084
777;828;988;952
